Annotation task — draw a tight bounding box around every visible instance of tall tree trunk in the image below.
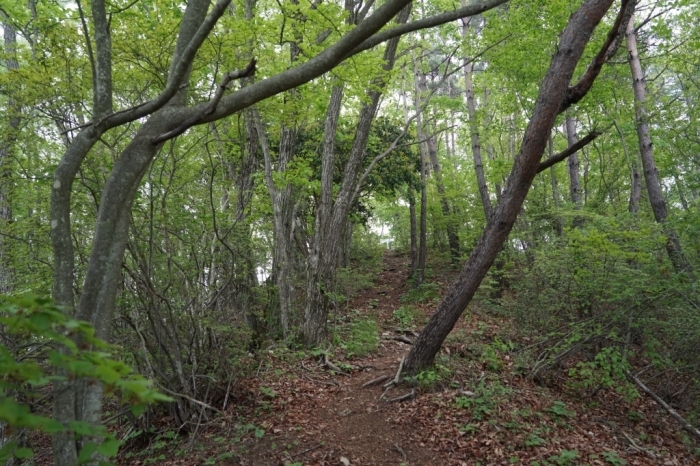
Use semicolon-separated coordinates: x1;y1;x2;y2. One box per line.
613;120;641;213
412;61;429;287
461;1;493;222
50;1;215;463
402;0;626;375
409;187;418;277
0;16;20;294
548;134;564;237
416;71;460;263
301;3;412;345
626;14;690;273
565;115;583;227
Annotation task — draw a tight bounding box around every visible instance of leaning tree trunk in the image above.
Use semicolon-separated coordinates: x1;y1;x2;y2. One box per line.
625;14;690;273
402;0;629;375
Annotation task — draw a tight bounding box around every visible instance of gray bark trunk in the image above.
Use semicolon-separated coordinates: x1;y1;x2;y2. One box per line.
403;0;622;375
417;73;460;263
461;2;493;222
625;14;690;273
0;16;20;294
50;1;213;463
409;187;418;277
565;115;583;227
301;3;412;345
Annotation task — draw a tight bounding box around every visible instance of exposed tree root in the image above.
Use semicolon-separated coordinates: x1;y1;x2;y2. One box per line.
383;335;413;344
388;388;415;403
362;374;390;388
323;353;349;375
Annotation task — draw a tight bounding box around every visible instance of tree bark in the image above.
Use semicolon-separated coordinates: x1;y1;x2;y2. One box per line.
415;70;460;263
625;14;690;273
409;187;418;277
0;16;20;294
461;1;493;222
403;0;623;376
301;3;412;345
565;115;584;227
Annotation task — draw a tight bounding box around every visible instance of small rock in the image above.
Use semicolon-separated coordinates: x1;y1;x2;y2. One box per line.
340;456;351;466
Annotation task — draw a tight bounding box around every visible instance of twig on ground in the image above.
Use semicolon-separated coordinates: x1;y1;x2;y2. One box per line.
393;443;407;461
290;443;323;458
389;388;415;403
362;374;390;388
383;335;413;344
627;371;700;441
303;375;339;386
620;431;656;457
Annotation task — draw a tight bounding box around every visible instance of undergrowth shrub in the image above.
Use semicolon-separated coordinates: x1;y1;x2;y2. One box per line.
0;295;169;463
343;318;379;358
401;282;440;303
503;215;700;413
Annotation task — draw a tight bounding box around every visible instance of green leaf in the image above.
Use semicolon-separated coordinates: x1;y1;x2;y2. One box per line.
96;438;120;457
13;447;34;459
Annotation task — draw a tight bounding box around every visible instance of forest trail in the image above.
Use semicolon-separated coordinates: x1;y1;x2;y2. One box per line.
237;251;434;465
151;251;696;466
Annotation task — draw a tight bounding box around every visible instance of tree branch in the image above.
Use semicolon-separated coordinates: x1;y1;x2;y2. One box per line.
560;0;635;113
61;0;234;133
150;59;256;145
349;0;510;57
536;127;607;174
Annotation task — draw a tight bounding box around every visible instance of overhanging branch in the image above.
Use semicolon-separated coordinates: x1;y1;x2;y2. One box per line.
536;127;608;174
150;59;257;145
559;0;635;113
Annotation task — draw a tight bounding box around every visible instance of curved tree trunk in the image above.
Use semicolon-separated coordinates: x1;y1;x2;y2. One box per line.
403;0;625;375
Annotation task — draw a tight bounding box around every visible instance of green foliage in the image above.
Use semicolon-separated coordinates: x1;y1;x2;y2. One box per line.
0;295;170;463
392;305;424;328
545;401;574;420
401;282;440;304
342;318;380;358
455;380;512;421
547;450;579;466
601;450;626;465
414;362;452;389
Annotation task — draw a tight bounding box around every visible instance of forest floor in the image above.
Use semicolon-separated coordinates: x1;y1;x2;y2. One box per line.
119;250;698;466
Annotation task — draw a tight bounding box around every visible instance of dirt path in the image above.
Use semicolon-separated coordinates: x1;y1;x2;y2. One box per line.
238;251;436;465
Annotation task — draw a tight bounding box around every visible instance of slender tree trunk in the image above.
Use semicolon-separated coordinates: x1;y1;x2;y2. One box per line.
462;3;493;222
303;85;344;344
0;16;19;294
403;0;623;375
565;115;584;227
626;14;690;273
409;187;418;277
415;128;428;288
548;134;564;237
416;72;460;263
50;2;213;463
301;3;412;345
613;120;641;213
